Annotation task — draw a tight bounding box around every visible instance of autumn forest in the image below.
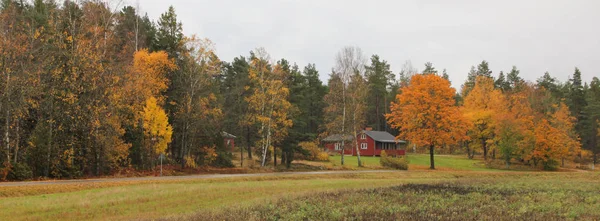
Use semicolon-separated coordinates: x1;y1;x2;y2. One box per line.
1;1;598;180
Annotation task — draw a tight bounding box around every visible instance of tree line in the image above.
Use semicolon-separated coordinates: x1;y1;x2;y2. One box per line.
0;1;332;179
0;1;596;179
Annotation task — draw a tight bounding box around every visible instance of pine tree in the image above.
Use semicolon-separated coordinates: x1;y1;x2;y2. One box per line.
365;55;391;131
567;68;588;153
537;72;563;100
582;77;600;164
222;56;252;161
507;66;524;92
422;62;437;74
302;63;327;136
495;71;510;92
153;6;183;58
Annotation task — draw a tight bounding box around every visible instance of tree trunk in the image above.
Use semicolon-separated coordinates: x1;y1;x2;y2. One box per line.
46;105;54;177
5;109;10;163
273;146;277;167
13;119;19;163
285;151;292;169
341;76;346;166
354;131;362;167
246;126;252;159
281;150;286;167
466;142;473;159
429;144;435;170
375;96;380;131
353;104;361;167
482;138;488;160
240;143;244;167
340;140;345;165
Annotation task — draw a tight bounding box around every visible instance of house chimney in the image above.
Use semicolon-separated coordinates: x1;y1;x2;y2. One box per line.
365;127;372;131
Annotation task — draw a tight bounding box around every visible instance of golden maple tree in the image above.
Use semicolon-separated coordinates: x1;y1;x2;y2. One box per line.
387;74;470;169
463;76;505;160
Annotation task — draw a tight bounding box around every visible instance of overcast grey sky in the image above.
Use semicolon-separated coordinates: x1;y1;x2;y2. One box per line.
132;0;599;89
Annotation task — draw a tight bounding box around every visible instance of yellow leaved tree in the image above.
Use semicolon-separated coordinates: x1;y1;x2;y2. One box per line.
125;49;177;121
141;97;173;156
245;48;293;167
463;76;505;160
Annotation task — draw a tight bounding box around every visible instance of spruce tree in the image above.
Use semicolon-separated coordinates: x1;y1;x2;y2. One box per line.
365;55;391;131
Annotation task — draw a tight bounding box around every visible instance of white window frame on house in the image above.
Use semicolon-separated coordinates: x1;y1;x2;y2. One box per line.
361;143;367;149
335;143;341;150
360;133;366;140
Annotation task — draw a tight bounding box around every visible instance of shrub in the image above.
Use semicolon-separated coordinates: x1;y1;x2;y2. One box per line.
543;159;559;171
7;162;33;181
199;146;218;166
317;152;330;161
184;155;197;168
380;150;409;170
299;141;329;161
212;150;234;168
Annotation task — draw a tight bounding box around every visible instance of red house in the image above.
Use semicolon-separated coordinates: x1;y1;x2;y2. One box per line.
322;129;406;156
322;134;354;155
355;130;406;156
222;131;236;151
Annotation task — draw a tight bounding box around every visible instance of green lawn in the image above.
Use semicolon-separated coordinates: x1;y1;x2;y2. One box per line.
329;155;383;169
406;154;501;171
330;154;498;171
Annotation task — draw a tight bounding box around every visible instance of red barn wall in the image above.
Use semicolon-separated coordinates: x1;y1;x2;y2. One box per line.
324;142;353;155
354;134;375;156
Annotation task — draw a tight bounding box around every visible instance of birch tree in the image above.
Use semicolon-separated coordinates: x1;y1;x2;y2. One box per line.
334;46;365;166
348;72;368;167
246;48;292;167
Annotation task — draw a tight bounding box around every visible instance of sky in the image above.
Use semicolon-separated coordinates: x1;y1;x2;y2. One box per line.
128;0;599;89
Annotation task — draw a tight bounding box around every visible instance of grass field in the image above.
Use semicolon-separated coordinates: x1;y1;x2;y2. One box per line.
2;154;599;220
329;154;497;171
2;171;600;220
187;172;600;220
0;172;448;220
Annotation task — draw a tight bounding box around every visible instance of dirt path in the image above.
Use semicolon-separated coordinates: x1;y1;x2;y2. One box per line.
0;170;398;187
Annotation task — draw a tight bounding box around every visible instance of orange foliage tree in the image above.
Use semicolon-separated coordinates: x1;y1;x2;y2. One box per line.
494;87;535;168
387;74;470;169
529;119;564;169
550;102;581;166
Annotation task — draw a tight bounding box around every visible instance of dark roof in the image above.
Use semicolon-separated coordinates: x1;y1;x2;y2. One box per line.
221;131;236;139
363;130;406;143
322;134;354;142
